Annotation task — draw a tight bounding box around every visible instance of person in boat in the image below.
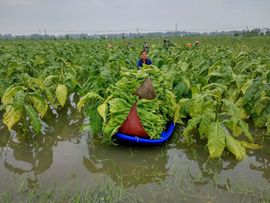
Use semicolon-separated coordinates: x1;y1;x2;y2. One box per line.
136;50;152;69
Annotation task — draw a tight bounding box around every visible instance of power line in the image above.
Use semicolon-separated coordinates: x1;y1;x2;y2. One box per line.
30;25;266;36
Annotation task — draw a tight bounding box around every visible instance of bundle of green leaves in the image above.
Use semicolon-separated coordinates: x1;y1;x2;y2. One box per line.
78;65;177;144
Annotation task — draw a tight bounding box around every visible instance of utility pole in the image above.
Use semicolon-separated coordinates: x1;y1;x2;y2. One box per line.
175;24;178;32
44;29;47;36
136;28;139;37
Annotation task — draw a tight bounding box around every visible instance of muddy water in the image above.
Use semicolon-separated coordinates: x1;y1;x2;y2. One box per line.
0;106;270;202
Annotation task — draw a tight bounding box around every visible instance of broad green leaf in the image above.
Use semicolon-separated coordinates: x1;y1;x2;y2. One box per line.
223;118;243;137
27;78;45;90
44;87;56;106
2;86;24;105
173;77;190;100
240;79;252;94
222;99;247;119
103;114;128;142
198;115;212;139
3;106;22;130
237;119;253;143
77;92;103;111
13;91;25;111
207;122;226;159
239;140;262;150
225;135;246;160
183;116;202;143
187;94;206;116
55;84;68;107
25;105;42;134
85;103;102;135
108;98;132;115
44;75;58;86
191;84;200;96
29;94;48;118
254;97;270;115
97;103;107;122
223;117;253;142
177;61;189;72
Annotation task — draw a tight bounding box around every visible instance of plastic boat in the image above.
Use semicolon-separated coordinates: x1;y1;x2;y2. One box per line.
115;122;175;145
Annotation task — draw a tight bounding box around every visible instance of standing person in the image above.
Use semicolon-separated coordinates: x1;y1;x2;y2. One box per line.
137;50;152;69
127;42;132;49
143;41;150;52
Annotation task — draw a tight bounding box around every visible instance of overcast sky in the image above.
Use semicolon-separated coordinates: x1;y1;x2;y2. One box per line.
0;0;269;35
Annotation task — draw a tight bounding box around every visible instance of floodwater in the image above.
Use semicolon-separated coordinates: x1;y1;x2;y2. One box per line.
0;102;270;202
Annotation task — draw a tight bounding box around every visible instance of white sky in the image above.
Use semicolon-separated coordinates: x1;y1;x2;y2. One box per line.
0;0;269;35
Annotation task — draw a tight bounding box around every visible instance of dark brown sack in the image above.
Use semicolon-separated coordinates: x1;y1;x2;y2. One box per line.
134;77;156;100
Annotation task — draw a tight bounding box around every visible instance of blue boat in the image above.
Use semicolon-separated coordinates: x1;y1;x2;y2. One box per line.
115;122;175;145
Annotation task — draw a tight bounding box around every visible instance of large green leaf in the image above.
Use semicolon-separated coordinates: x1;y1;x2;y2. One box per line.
198;114;213;139
2;86;24;105
239;140;262;150
223;118;243;137
3;106;22;130
55;84;68;107
237;119;253;142
97;103;107;122
225;135;246;160
27;78;45;90
183;116;203;143
25;105;42;134
85;102;103;136
222;117;253;142
29;94;48;118
207;122;226;159
108;98;133;115
103;114;128;143
222;99;247;119
254;96;270;116
13;91;26;111
44;75;58;86
45;87;56;106
77;92;103;111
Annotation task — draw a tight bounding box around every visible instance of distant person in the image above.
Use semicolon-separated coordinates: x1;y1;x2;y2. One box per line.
186;43;192;48
163;39;168;47
194;40;200;47
137;50;152;69
163;39;175;48
127;42;132;49
107;43;113;48
143;41;150;52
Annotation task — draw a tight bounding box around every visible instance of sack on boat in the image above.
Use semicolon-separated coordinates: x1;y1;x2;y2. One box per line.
118;103;149;137
134;77;156;100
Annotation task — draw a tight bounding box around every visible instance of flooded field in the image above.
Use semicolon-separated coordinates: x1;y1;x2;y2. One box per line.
0;104;269;203
0;37;270;202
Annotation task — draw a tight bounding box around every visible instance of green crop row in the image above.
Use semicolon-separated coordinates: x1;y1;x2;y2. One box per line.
0;37;269;160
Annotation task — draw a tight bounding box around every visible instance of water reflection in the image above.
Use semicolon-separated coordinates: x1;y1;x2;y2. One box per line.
4;136;53;175
83;139;169;187
170;132;243;184
249;145;270;182
0;107;82;189
171;129;270;188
